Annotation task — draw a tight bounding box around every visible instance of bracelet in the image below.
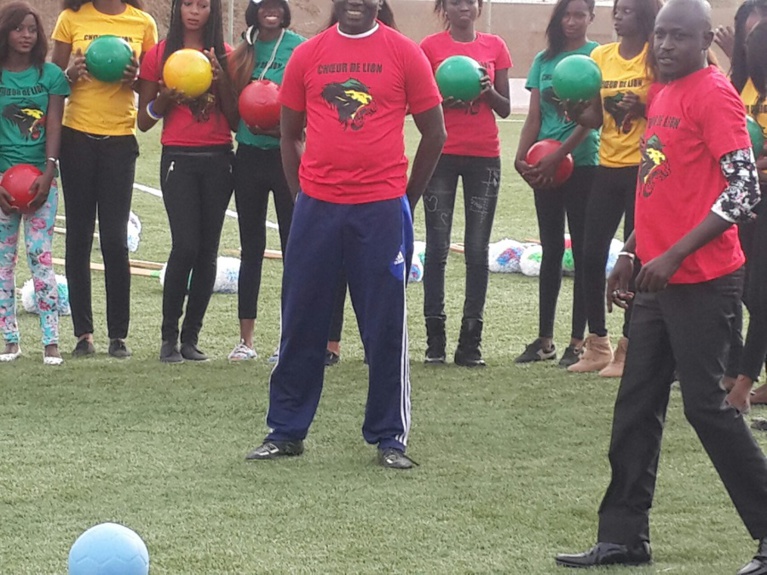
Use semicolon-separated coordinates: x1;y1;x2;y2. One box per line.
146;100;163;121
618;251;636;262
46;157;59;167
63;68;74;84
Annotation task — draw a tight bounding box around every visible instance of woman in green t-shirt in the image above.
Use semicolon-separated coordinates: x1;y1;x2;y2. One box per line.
0;2;70;365
514;0;600;367
227;0;305;362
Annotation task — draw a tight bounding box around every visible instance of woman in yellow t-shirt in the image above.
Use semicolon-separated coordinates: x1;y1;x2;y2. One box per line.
566;0;661;377
51;0;157;359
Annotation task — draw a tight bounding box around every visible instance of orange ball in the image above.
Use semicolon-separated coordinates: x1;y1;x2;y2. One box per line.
163;49;213;98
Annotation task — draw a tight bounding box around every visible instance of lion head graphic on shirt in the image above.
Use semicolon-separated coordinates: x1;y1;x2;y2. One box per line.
3;103;45;140
639;134;671;197
321;78;378;131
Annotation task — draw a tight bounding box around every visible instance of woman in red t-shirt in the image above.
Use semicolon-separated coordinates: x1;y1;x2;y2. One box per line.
419;0;511;367
136;0;237;363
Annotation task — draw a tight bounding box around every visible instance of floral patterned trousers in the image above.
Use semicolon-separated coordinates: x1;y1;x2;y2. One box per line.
0;179;59;346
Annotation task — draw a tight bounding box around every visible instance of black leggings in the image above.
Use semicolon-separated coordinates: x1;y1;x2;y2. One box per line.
582;166;638;338
60;127;138;339
234;145;293;320
533;166;595;340
160;147;233;344
740;213;767;381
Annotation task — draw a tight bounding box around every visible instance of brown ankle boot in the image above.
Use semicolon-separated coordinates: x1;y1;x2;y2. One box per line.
568;334;613;373
599;337;628;378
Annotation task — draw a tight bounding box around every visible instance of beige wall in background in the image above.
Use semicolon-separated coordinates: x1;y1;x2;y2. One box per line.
30;0;741;80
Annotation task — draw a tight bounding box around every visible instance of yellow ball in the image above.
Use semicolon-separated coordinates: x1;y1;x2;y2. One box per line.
162;49;213;98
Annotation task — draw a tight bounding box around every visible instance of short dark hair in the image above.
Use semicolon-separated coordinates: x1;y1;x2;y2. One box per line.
326;0;398;31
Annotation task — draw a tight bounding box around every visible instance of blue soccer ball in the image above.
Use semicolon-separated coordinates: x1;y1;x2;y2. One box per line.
69;523;149;575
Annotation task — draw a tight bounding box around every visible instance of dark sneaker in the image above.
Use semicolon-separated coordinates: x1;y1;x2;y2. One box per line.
180;343;208;362
425;317;447;364
377;448;418;469
160;341;184;364
425;351;447;364
108;339;131;359
72;338;95;358
514;338;556;363
245;440;304;460
558;344;582;368
325;350;340;367
454;346;486;367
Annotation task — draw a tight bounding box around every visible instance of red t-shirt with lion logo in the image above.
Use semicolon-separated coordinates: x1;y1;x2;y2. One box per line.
636;66;748;284
279;22;442;204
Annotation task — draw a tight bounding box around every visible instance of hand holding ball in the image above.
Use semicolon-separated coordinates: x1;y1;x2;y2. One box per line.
239;80;281;130
85;35;133;83
525;139;574;186
163;49;213;99
435;55;484;102
552;54;602;103
0;164;42;213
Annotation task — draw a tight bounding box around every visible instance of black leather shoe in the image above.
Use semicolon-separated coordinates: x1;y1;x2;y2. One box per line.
738;537;767;575
555;542;652;568
245;440;304;460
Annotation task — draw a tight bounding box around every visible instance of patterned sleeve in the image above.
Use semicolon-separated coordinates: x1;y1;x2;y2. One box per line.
712;148;761;223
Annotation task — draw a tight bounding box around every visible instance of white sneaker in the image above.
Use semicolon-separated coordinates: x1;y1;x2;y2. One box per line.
44;355;64;366
0;348;21;362
228;341;257;362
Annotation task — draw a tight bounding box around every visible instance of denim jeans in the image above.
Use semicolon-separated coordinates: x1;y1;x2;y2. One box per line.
423;154;500;322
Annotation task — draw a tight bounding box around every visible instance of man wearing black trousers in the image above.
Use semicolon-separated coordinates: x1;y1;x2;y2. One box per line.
555;0;767;572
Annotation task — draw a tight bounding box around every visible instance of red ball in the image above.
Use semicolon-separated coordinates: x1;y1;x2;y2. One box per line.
1;164;42;213
239;80;281;130
525;139;574;186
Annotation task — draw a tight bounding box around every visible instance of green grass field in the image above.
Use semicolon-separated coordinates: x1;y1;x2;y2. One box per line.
2;120;766;574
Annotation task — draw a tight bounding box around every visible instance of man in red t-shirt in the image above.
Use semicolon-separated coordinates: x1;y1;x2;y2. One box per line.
244;0;446;470
556;0;767;572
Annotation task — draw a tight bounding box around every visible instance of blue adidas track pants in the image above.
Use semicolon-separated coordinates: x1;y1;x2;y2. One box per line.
265;193;413;451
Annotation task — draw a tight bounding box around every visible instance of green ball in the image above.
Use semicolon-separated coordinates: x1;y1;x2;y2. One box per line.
435;55;483;102
552;54;602;102
562;248;575;273
746;116;765;157
85;35;133;83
